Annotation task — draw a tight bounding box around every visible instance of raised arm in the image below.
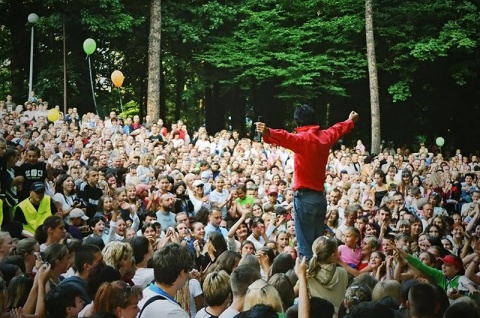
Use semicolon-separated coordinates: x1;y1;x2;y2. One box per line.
295;257;310;318
466;254;480;285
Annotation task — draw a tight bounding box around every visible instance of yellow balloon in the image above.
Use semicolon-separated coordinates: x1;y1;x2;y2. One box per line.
47;109;60;122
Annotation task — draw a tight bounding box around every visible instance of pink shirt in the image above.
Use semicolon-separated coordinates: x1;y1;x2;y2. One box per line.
338;244;362;268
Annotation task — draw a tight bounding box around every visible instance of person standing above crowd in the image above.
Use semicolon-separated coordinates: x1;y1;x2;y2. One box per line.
256;106;358;259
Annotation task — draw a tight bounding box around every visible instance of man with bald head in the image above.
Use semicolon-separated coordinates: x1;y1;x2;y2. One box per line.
156;193;177;230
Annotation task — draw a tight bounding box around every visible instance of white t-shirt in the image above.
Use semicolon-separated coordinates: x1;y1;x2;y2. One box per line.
246;234;265;251
219;307;240;318
132;267;154;288
209;189;230;219
139;287;189;318
189;279;203;317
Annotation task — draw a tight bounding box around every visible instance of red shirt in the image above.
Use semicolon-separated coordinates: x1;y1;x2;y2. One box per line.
263;120;354;192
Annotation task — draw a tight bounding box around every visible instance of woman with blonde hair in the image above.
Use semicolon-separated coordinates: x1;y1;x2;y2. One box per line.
102;241;135;279
371;279;401;303
307;236;348;318
137;154;155;184
91;280;143;318
195;270;231;317
244;279;283;314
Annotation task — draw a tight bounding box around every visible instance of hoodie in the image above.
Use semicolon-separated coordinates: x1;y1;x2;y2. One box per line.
307;263;349;318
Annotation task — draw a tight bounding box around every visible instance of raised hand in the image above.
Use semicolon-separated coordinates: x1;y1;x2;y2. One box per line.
349;111;359;123
294;256;307;279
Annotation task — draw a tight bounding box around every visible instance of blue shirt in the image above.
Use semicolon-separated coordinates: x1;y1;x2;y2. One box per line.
204;223;228;240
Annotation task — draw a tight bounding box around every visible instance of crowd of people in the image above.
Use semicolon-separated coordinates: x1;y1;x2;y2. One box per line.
0;94;478;318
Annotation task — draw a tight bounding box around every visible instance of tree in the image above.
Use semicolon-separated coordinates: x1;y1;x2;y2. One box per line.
365;0;381;154
147;0;161;120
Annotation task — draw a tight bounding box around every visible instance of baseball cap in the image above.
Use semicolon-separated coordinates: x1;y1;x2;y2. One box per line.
193;180;204;187
136;183;150;195
267;185;279;196
70;208;89;220
200;170;211;180
250;217;265;228
439;255;462;269
30;182;45;193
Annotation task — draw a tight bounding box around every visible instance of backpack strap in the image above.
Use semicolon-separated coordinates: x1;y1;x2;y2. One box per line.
138;295;166;317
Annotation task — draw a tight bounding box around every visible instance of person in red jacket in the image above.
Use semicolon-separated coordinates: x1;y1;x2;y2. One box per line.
256;105;358;259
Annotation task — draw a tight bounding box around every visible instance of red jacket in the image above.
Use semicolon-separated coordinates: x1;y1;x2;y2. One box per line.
263;120;354;192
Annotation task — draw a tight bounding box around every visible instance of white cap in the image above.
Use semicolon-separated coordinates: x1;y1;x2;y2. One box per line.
70;208;89;220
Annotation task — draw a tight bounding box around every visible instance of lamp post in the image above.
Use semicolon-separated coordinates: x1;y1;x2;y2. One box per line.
28;13;39;99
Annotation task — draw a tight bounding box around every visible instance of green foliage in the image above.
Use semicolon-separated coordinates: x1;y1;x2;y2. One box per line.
387;80;412;102
198;0;366;102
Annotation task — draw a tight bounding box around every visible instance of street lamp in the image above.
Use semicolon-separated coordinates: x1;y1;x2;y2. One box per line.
28;13;39;99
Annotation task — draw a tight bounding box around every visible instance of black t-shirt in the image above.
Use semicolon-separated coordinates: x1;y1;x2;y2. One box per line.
149;134;164;143
77;182;103;218
17;161;48;201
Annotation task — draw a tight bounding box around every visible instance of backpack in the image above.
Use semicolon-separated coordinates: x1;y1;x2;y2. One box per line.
138;295;166;318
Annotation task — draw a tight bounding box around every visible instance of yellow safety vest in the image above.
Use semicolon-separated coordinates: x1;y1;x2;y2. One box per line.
17;195;52;236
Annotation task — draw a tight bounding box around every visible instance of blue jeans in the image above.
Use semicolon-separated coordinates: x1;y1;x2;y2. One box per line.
294;189;327;260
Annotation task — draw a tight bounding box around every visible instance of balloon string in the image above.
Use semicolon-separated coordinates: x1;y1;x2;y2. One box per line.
119;88;124;114
87;56;98;115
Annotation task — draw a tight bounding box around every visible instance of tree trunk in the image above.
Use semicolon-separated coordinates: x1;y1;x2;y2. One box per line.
147;0;161;121
365;0;381;154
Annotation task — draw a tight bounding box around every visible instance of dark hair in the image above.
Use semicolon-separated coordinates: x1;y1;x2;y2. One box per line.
35;215;64;244
195;206;210;225
73;244;101;274
271;253;295;275
45;284;83;318
241;240;256;254
153;243;193;286
6;274;33;310
1;255;25;273
208;231;228;260
66;238;82;254
268;273;294;309
86;263;122;300
230;265;262;298
443;299;479;318
285;297;335;318
293;104;316;127
11;238;37;257
129;236;151;265
141;222;157;235
235;304;279;318
407;282;438;317
348;301;395;318
27;145;41;155
205;250;241;276
55;174;73;195
44;244;69;270
83;236;105;251
88;216;106;230
3;147;17;162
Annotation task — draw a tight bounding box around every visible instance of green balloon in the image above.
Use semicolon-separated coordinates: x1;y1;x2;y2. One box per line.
83;38;96;55
436;137;445;147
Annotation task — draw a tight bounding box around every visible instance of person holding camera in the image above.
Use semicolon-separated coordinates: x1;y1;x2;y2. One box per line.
52;174;83;221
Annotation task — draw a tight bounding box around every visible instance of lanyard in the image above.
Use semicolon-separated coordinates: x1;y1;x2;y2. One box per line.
149;284;178;304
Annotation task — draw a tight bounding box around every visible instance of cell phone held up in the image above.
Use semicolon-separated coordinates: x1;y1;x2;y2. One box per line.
254;116;264;142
